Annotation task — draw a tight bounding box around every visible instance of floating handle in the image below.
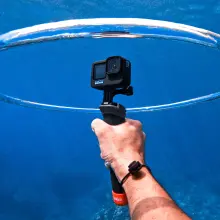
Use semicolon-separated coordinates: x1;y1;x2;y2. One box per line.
103;113;128;206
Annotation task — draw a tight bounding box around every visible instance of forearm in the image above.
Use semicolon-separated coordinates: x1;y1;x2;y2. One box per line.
113;161;191;220
124;168;191;219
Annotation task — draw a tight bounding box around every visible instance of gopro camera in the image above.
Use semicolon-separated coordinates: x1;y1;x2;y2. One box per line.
91;56;131;90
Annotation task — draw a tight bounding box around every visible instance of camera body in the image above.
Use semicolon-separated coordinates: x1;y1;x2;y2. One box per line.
91;56;131;90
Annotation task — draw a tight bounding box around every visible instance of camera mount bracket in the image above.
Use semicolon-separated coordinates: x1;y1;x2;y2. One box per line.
102;86;133;104
100;86;133;120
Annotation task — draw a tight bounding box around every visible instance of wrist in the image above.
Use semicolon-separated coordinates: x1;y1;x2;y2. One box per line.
111;155;146;181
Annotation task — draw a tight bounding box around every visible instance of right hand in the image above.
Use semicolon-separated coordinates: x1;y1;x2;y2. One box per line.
91;118;146;181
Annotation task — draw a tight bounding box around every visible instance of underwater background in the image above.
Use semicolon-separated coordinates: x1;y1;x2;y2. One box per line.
0;0;220;219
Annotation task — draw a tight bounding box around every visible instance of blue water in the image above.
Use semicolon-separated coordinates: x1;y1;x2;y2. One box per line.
0;1;220;219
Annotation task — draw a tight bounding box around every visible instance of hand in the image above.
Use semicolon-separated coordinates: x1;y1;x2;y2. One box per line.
91;118;146;181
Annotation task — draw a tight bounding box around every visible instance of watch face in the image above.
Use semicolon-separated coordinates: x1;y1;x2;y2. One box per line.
121;161;151;186
128;161;142;174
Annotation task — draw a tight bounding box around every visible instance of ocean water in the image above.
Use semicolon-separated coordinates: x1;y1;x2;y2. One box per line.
0;0;220;219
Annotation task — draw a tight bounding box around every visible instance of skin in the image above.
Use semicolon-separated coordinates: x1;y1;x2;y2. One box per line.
91;118;192;220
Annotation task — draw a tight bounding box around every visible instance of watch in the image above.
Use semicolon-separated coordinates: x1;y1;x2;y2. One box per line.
120;161;151;186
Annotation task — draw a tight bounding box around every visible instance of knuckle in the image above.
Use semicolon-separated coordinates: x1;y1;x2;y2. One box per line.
142;132;146;140
131;119;142;131
100;152;105;160
125;120;143;134
91;118;99;130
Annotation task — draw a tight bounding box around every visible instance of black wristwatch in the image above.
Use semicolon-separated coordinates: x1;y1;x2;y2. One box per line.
120;161;151;186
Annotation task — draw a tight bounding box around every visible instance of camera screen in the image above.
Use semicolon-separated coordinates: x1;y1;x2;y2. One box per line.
94;63;106;80
107;57;121;74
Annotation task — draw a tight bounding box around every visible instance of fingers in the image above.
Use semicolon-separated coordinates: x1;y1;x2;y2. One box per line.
92;118;143;134
91;118;144;139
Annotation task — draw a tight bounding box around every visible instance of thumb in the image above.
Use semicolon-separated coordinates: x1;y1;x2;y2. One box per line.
91;118;109;136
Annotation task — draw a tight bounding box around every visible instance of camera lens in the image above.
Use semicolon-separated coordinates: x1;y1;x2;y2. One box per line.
107;57;121;75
